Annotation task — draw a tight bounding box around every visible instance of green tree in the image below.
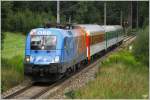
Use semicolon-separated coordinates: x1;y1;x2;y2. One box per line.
138;1;149;27
1;1;149;33
1;1;13;31
1;1;13;49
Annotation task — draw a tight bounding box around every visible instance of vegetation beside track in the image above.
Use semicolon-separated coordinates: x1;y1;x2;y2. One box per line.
65;26;149;99
1;32;25;92
65;49;149;99
133;26;149;66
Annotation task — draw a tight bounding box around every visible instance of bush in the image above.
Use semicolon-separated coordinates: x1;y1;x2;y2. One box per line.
133;26;149;66
101;50;139;67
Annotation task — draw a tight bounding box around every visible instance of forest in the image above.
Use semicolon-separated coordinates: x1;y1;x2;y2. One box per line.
1;1;149;33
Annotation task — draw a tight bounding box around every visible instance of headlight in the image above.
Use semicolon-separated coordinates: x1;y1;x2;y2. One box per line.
54;56;60;63
25;56;30;62
51;59;55;63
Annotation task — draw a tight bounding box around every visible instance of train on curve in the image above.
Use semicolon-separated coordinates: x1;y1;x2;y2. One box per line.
24;24;124;82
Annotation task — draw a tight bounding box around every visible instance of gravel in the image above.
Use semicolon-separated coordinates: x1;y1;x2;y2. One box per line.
49;64;99;99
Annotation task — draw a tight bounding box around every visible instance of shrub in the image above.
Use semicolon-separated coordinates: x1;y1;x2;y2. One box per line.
133;26;149;66
101;50;139;67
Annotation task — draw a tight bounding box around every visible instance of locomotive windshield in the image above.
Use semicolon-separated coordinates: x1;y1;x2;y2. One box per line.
31;35;56;50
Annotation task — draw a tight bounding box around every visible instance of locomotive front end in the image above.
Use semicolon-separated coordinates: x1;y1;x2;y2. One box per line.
24;28;64;82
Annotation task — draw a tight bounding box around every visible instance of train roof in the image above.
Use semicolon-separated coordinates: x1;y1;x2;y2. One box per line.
102;25;123;32
74;24;123;33
29;25;123;37
114;25;123;30
75;24;105;33
29;28;70;38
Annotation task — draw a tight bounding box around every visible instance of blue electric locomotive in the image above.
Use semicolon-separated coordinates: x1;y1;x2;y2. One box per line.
24;27;87;82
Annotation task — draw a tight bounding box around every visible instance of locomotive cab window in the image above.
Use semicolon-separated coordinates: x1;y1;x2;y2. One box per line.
31;35;56;50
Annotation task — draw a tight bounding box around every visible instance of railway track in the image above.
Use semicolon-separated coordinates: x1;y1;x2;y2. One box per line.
123;35;135;42
2;36;136;99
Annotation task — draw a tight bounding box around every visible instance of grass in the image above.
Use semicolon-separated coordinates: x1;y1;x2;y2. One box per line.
1;32;26;92
1;32;25;58
65;50;149;99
